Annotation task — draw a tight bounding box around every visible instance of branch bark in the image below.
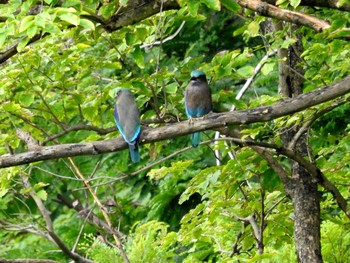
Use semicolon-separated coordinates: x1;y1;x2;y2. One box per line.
1;75;349;168
236;0;330;32
265;0;350;11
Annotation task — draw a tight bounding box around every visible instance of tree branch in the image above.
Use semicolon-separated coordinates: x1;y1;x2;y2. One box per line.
56;194;126;240
21;173;93;263
236;0;331;32
104;0;179;32
67;158;130;263
221;135;350;219
265;0;350;12
1;75;349;168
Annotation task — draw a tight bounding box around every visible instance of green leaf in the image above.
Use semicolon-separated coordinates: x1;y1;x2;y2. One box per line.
261;62;275;76
79;18;95;30
201;0;221;10
165;83;178;94
36;189;48;201
221;0;241;13
35;12;51;28
246;21;260;37
17;38;30;52
281;38;297;49
136;27;148;42
132;46;145;68
59;13;80;26
119;0;128;6
18;93;35;106
0;29;7;47
19;16;35;32
26;25;38;38
289;0;301;8
236;65;254;78
188;0;200;16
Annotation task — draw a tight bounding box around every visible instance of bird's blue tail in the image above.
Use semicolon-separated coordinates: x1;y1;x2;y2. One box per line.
191;132;200;148
129;143;140;163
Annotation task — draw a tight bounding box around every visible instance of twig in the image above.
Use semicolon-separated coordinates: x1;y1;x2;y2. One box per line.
67;157;130;263
234;215;263;253
56;194;125;239
202;234;231;254
21;173;93;263
231;49;277;111
74;144;199;190
141;21;186;49
265;196;287;217
288;98;347;150
214;135;350;219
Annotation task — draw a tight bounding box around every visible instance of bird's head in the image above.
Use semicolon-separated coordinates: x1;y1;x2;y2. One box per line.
115;88;130;99
190;70;207;82
191;70;206;78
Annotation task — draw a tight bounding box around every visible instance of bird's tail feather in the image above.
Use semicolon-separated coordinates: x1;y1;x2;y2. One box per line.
129;143;140;163
191;132;200;148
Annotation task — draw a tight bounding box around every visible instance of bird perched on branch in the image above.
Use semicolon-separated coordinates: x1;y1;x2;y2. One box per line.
114;88;141;162
184;70;212;147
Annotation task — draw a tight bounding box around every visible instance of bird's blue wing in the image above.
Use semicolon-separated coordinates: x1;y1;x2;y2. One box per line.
114;104;126;139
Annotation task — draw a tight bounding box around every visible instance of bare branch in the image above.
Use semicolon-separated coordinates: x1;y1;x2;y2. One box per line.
234;215;263;253
56;194;126;240
141;21;186;49
21;174;93;263
67;158;130;263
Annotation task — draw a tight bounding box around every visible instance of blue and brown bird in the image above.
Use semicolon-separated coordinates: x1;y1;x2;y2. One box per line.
114;88;141;162
184;70;212;147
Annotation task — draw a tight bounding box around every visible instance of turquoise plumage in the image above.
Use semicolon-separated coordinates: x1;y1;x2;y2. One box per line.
184;70;212;147
114;88;141;162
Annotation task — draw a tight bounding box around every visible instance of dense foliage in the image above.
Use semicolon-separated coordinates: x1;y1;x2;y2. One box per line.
0;0;349;262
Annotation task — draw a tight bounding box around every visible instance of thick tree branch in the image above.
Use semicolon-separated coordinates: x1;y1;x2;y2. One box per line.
0;34;47;64
265;0;350;11
236;0;330;32
104;0;179;31
1;75;349;168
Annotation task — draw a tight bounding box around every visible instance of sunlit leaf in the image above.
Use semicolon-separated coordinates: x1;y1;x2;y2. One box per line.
201;0;221;10
221;0;241;13
289;0;301;8
59;13;80;26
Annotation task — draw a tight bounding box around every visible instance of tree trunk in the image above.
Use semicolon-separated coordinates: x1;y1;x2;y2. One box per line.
275;22;323;262
289;164;322;262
